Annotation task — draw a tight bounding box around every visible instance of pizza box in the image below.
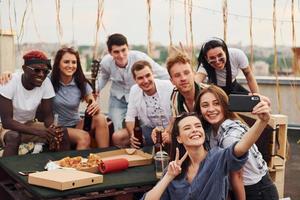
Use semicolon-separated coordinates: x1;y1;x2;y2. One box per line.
55;149;153;174
97;148;153;167
28;169;103;191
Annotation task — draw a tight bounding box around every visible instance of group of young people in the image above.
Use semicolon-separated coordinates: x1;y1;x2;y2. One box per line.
0;33;278;199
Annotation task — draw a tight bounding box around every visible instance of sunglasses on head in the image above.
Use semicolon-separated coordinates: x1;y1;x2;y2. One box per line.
207;55;225;65
26;65;50;75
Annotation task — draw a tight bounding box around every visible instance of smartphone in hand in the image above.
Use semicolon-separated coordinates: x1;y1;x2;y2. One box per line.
228;94;260;112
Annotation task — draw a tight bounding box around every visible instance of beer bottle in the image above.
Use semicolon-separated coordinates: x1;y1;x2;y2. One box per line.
134;116;144;148
83;100;93;132
154;127;163;153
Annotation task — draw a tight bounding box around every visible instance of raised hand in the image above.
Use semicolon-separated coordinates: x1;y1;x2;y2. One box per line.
251;96;271;122
166;148;188;178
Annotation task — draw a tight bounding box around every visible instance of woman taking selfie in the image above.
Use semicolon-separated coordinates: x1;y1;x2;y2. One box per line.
143;91;271;200
195;85;278;200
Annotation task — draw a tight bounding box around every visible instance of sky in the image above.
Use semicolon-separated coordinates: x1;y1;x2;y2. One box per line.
0;0;300;47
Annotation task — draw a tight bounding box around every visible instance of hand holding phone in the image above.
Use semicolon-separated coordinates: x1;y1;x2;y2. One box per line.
228;94;260;112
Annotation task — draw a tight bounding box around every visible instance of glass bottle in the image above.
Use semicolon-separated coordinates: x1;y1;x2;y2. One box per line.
134;116;144;148
154;127;163;153
83;99;93;132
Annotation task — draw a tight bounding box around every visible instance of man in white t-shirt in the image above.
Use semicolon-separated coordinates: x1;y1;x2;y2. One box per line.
97;33;169;131
112;60;174;148
0;50;69;156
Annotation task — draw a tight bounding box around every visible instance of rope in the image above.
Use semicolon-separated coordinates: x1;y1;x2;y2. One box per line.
168;0;174;47
8;0;13;33
146;0;153;57
272;0;282;113
222;0;228;42
188;0;195;64
29;0;42;42
93;0;104;60
17;0;30;44
55;0;63;44
249;0;254;70
184;0;189;46
72;0;75;44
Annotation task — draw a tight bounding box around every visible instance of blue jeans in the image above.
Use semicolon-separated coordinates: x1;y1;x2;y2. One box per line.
108;95;128;131
141;126;155;146
245;173;279;200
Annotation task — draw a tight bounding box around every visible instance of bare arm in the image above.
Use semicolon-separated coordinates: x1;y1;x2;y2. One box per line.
230;170;246;200
194;72;207;84
145;148;188;200
0;95;50;138
242;67;259;93
126;121;142;149
40;98;54;127
233;97;270;157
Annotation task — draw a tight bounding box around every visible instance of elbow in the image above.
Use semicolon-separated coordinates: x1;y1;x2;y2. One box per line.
1;119;13;129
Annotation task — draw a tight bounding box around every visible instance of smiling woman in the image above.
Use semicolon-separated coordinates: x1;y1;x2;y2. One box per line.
196;37;259;95
50;47;110;149
142;109;271;200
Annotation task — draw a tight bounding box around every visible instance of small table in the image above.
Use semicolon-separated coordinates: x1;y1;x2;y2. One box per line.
0;147;157;200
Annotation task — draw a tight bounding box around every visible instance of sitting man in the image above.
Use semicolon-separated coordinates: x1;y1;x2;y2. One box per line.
0;50;69;157
112;60;174;148
97;33;169;132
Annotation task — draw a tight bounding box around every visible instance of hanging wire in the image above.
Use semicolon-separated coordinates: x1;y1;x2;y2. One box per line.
146;0;153;57
55;0;63;44
222;0;228;42
168;0;174;47
272;0;282;113
173;0;300;24
93;0;104;60
249;0;254;70
29;0;42;42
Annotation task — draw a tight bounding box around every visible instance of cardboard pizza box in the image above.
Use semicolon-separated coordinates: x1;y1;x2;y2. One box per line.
97;148;153;167
28;169;103;191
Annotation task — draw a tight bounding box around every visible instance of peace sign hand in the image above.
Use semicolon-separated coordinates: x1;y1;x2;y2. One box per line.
166;148;188;179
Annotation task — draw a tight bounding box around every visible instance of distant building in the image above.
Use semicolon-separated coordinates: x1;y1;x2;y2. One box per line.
292;47;300;75
0;30;15;73
254;60;269;76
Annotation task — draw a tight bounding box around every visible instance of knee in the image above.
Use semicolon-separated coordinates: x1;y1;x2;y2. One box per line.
93;113;107;126
4;131;21;145
112;129;130;148
77;133;91;148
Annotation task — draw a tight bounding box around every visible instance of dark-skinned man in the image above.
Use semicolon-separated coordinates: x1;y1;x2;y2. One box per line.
0;50;69;156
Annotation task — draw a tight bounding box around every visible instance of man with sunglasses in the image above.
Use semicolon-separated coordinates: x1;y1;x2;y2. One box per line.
0;50;69;156
196;37;259;95
97;33;169;132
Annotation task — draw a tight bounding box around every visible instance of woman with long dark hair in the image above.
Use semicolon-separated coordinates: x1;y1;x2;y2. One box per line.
195;85;278;200
51;47;109;149
0;47;109;149
196;37;259;95
143;91;271;200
